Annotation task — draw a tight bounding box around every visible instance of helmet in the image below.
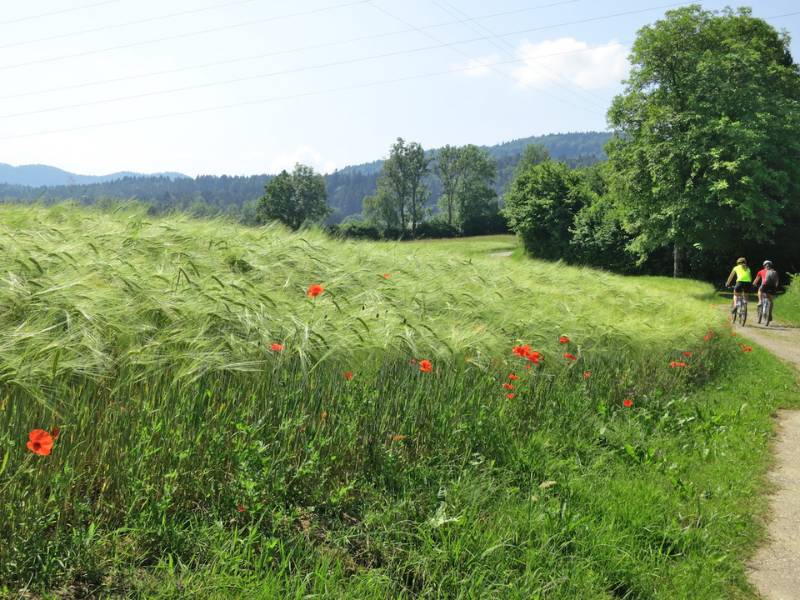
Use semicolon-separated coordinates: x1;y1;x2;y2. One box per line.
763;260;773;267
737;257;747;265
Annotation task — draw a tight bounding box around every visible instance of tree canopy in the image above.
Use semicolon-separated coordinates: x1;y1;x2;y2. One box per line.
256;164;328;230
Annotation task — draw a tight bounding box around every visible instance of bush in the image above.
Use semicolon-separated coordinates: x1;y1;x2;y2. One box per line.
413;221;460;239
328;221;383;240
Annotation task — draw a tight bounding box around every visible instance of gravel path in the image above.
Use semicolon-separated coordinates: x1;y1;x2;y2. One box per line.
743;320;800;600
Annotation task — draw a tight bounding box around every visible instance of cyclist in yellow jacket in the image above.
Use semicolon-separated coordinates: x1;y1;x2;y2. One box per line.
725;257;752;314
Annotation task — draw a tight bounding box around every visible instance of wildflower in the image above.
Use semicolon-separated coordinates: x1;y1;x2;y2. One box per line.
237;504;247;513
527;351;543;365
307;284;324;298
343;371;354;381
741;345;753;353
270;343;284;352
583;371;592;380
704;330;714;341
419;359;432;373
382;273;391;279
391;434;408;442
559;335;570;344
506;393;516;400
682;351;693;357
502;383;514;390
670;361;687;368
26;429;54;456
508;373;519;381
623;399;633;408
513;344;532;358
563;353;577;361
51;427;60;440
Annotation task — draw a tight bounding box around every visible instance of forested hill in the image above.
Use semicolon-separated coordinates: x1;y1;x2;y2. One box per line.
0;131;611;222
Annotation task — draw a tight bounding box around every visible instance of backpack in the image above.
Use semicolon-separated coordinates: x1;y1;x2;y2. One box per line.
765;268;779;287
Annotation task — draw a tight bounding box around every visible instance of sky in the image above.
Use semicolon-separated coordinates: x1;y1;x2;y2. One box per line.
1;0;798;177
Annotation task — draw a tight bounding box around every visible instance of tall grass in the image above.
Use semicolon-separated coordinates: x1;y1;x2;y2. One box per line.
776;273;800;324
2;204;788;598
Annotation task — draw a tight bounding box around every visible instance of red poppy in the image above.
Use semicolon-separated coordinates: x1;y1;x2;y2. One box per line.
583;371;592;380
508;373;519;381
391;434;408;442
704;333;713;342
527;351;543;365
343;371;354;381
506;393;516;400
559;335;570;344
307;284;324;298
237;504;246;513
682;351;693;357
623;399;633;408
419;359;432;373
382;273;391;279
563;353;577;361
502;383;514;390
51;426;60;440
270;343;284;352
741;345;753;353
513;344;532;358
26;429;54;456
670;361;687;368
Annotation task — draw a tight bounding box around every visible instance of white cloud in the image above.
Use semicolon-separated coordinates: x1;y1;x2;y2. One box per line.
267;145;337;175
513;38;629;90
459;54;502;77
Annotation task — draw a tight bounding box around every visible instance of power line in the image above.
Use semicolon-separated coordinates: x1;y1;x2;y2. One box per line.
0;0;124;26
0;1;592;103
368;1;603;116
0;0;265;50
0;38;625;120
0;53;613;142
0;0;372;73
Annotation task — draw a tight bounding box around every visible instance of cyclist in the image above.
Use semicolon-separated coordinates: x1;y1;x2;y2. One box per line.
753;260;779;319
725;257;752;315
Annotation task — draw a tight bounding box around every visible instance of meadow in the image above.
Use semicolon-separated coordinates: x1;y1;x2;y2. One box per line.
1;204;797;598
776;273;800;325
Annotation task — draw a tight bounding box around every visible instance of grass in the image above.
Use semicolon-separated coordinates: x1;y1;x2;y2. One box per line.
775;273;800;325
0;204;796;598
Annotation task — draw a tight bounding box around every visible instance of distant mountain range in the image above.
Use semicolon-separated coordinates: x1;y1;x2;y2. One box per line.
0;163;187;187
0;131;612;222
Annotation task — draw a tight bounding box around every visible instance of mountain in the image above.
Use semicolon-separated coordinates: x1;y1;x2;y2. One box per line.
0;131;612;222
0;163;188;187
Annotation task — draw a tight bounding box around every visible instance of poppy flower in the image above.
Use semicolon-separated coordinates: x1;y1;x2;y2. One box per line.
682;351;693;357
563;353;577;361
704;333;713;342
527;351;543;365
583;371;592;380
506;393;516;400
502;383;514;390
741;345;753;353
307;284;324;298
670;361;687;368
270;343;284;352
237;504;247;513
26;429;54;456
382;273;391;279
508;373;519;381
391;434;408;442
623;399;633;408
343;371;354;381
513;344;532;358
419;359;432;373
559;335;570;344
51;427;60;440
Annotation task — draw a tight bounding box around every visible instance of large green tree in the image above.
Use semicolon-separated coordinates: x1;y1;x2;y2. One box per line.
434;144;499;233
607;6;800;276
256;164;329;230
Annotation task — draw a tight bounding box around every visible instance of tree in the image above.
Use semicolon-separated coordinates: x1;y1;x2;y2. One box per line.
503;160;591;260
381;138;430;235
454;145;499;235
607;6;800;277
435;145;462;226
515;144;551;175
256;164;329;229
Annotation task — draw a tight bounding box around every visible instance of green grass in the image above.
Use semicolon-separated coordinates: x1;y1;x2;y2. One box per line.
776;273;800;325
0;204;796;598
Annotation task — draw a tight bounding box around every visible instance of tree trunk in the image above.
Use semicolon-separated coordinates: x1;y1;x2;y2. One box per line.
673;243;685;278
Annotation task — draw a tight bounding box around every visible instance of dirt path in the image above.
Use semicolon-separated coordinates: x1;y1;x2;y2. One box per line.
742;320;800;600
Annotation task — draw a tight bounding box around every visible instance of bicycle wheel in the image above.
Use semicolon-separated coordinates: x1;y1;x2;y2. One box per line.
765;299;772;326
739;300;747;326
757;301;764;324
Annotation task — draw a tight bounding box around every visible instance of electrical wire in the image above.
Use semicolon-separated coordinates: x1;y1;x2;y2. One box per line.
0;0;124;26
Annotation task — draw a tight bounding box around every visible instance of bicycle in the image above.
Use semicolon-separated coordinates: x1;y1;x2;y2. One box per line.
730;287;747;326
758;294;773;326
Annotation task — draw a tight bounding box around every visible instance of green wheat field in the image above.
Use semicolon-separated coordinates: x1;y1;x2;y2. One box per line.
1;204;798;598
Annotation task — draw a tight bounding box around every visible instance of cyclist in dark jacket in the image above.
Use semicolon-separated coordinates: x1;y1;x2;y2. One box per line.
753;260;779;318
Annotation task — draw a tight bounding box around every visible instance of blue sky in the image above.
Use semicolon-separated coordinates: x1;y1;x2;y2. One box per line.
1;0;798;176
